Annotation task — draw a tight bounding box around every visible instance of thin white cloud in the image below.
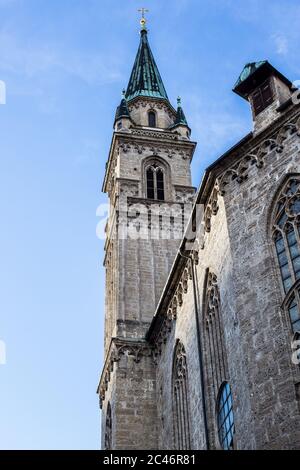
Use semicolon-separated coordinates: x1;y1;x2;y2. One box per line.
210;0;300;74
272;34;289;56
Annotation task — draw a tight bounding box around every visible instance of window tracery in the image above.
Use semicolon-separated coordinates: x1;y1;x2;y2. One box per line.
172;341;191;450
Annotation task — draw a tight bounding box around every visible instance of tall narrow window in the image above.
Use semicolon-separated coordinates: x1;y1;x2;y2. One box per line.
146;168;155;200
217;382;235;450
204;272;228;398
203;271;231;448
272;176;300;333
172;341;191;450
104;402;112;450
285;285;300;334
146;164;165;201
148;111;156;127
156;169;165;201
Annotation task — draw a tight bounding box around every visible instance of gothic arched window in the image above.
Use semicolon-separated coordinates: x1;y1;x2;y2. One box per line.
104;402;112;450
203;271;231;448
217;382;235;450
204;272;228;398
172;341;191;450
284;282;300;334
148;111;156;127
272;176;300;333
146;164;165;201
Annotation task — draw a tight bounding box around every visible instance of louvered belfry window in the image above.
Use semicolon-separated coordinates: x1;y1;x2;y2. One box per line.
251;78;274;116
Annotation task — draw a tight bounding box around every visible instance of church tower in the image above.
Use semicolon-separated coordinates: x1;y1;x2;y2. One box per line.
98;16;196;450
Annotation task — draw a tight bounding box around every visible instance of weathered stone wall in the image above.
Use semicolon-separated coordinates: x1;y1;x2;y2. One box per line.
155;197;256;449
117;236;181;336
251;76;292;135
103;124;195;349
117;141;194;199
113;353;158;450
221;122;300;449
128;98;175;129
154;107;300;450
100;57;300;450
100;94;196;449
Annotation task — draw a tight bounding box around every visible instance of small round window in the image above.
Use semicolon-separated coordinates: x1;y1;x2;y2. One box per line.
217;382;235;450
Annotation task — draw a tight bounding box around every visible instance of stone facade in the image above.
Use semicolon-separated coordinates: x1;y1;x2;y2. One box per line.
148;103;300;450
97;29;300;450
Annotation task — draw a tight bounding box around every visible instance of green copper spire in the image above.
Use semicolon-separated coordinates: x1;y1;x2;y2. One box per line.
174;97;189;126
125;25;169;102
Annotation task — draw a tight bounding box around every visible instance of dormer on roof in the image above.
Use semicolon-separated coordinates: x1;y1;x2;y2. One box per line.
233;61;294;134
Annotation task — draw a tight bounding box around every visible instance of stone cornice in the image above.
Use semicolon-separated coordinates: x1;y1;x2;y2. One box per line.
216;110;300;196
102;130;197;194
126;196;186;207
127;96;177;117
199;104;300;204
97;337;153;409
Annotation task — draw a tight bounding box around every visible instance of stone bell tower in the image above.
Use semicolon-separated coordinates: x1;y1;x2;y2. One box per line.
97;16;197;450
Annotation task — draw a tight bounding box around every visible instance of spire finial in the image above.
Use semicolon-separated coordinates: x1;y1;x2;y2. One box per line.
177;96;182;106
138;7;149;30
122;89;126;98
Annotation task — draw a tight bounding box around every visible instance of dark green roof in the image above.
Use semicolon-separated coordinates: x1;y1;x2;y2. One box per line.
233;60;293;99
174;98;188;126
169;98;189;131
115;91;130;123
234;61;267;89
125;29;169;102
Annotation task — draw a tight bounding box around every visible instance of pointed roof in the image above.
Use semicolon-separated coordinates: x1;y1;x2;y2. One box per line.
169;97;190;132
174;97;189;126
125;28;169;102
233;60;293;99
233;61;267;89
114;90;130;123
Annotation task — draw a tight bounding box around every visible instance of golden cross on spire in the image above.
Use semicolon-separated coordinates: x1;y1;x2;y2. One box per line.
138;7;149;29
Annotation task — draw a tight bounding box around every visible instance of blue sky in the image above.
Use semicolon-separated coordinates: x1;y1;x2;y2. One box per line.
0;0;299;450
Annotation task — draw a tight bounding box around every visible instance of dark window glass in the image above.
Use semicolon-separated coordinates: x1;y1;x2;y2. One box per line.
156;169;165;201
147;168;155;199
288;293;300;334
146;166;165;201
217;382;235;450
148;111;156;127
